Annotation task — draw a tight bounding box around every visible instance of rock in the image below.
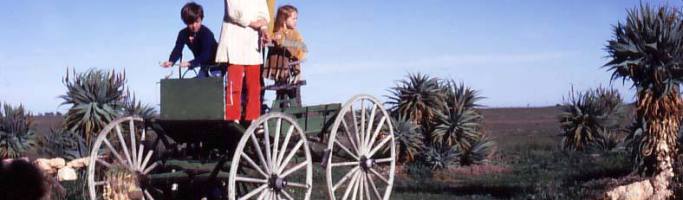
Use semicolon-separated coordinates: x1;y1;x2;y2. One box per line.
604;179;653;200
57;167;77;181
48;158;66;169
34;159;55;175
67;157;89;169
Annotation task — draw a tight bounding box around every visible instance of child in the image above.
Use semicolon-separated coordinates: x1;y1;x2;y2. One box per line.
215;0;270;122
264;5;307;106
161;2;221;79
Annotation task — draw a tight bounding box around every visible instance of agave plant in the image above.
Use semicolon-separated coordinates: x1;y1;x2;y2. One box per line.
122;91;157;121
589;130;623;153
458;135;496;166
386;73;446;126
38;128;88;161
422;145;459;170
432;81;483;150
605;4;683;197
392;115;424;162
61;69;126;145
559;87;624;151
0;103;37;159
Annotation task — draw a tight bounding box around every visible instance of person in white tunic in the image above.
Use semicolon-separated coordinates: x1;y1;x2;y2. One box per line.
216;0;270;122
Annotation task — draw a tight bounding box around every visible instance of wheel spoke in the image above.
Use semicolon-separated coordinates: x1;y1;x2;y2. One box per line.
368;136;392;157
366;172;382;200
137;144;145;170
281;190;294;200
369;168;389;184
129;120;138;170
257;189;268;200
287;182;310;189
350;105;360;154
341;118;360;154
263;120;273;172
140;150;154;172
102;138;127;166
333;166;360;191
334;140;359;160
366;104;378;147
115;125;133;167
341;171;360;200
143;162;158;174
366;116;386;152
280;162;307;178
363;173;372;200
278;140;304;174
360;99;366;154
273;118;282;171
144;189;154;200
94;181;106;186
331;161;358;168
352;171;362;200
276;126;295;169
250;133;271;174
241;152;269;178
374;157;393;164
238;184;268;200
96;158;113;168
236;176;268;184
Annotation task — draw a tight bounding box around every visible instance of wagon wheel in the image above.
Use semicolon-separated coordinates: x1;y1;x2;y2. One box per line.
88;116;161;200
325;95;396;200
229;113;313;200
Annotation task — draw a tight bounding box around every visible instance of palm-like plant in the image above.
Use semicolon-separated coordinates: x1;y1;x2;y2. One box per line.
0;103;37;159
122;92;157;121
392;115;424;162
432;81;483;150
458;135;496;166
61;69;126;145
386;73;446;126
38;128;87;161
559;87;624;151
422;146;459;170
605;4;683;197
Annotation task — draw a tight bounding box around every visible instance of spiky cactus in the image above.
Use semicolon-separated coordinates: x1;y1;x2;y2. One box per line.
559;87;624;151
122;91;157;121
605;4;683;197
387;73;446;126
422;146;459;170
38;128;87;161
0;103;37;159
432;81;483;151
458;135;496;166
60;69;126;145
392;115;424;162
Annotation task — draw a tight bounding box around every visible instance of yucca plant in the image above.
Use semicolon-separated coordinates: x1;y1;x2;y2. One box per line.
392;115;424;162
61;69;126;145
458;135;496;166
559;87;624;151
38;128;87;161
589;130;623;153
122;91;157;121
0;103;37;159
605;4;683;197
386;73;446;127
422;145;459;170
432;80;483;150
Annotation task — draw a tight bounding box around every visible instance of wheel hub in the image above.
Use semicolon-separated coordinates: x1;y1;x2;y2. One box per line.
360;156;374;171
268;174;287;192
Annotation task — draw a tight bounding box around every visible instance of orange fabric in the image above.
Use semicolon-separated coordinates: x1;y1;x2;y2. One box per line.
225;64;261;121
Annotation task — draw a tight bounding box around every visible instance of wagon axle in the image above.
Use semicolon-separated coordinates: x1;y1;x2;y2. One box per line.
268;174;288;192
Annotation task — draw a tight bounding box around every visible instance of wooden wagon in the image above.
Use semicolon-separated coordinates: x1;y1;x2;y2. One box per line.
86;76;397;200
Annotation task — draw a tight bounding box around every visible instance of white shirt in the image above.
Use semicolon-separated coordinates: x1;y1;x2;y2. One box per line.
215;0;270;65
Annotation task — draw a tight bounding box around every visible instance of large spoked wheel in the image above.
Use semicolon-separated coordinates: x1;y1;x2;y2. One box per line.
325;94;396;200
229;113;313;200
88;116;160;200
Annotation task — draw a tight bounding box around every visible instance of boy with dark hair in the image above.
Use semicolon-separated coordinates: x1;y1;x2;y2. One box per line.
161;2;222;78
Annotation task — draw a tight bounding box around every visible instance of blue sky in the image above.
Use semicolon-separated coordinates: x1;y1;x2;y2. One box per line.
0;0;677;113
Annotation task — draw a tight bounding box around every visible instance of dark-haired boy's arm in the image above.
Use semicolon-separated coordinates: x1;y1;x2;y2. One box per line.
168;30;185;64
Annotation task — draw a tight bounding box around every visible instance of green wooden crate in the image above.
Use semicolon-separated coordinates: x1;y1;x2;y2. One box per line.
160;78;225;120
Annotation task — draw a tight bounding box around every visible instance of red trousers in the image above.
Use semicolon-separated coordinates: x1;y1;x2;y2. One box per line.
225;64;261;121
